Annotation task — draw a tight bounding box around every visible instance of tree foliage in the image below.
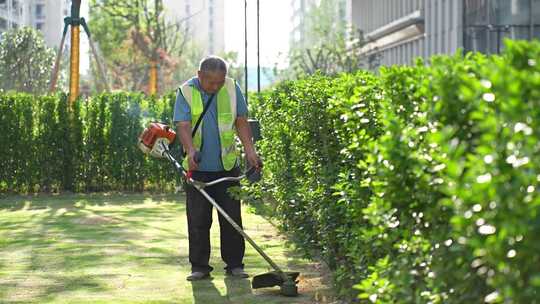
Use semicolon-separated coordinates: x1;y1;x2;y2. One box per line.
284;0;377;79
88;1;246;93
0;27;54;94
248;40;540;302
88;0;191;93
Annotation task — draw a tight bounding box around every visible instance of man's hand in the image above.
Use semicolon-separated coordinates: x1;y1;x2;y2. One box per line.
177;121;200;171
235;116;262;172
187;148;199;171
245;148;262;172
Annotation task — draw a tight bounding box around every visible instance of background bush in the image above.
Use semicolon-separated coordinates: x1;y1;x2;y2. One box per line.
0;92;181;193
249;40;540;303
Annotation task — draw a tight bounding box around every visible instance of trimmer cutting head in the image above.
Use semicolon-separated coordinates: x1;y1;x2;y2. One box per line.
252;271;300;297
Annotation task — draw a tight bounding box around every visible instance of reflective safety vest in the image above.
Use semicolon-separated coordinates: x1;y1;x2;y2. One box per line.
180;77;239;170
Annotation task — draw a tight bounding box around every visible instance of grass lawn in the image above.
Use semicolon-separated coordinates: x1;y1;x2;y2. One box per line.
0;193;335;304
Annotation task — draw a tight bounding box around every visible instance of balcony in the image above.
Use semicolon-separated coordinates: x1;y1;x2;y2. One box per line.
360;10;425;55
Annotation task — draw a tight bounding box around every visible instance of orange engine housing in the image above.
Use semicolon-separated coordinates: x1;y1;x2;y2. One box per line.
138;122;176;154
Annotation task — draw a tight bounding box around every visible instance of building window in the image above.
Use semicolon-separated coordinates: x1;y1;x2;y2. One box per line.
12;0;19;14
0;17;7;31
36;22;44;30
465;0;540;53
492;0;530;24
36;4;45;19
535;0;540;38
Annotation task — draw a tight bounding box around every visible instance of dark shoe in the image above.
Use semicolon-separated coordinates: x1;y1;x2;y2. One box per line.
186;271;211;281
227;267;249;278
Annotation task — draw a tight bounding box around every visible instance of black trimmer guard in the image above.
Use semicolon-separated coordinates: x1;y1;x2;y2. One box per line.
252;271;300;291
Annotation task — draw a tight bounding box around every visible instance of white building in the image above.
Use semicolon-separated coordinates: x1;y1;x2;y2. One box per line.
0;0;70;48
163;0;225;55
346;0;540;67
290;0;315;47
0;0;25;32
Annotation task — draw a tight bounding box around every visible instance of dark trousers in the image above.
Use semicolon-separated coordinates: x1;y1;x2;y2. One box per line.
184;168;245;273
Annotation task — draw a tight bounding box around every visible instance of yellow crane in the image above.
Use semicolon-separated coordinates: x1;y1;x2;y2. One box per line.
49;0;110;105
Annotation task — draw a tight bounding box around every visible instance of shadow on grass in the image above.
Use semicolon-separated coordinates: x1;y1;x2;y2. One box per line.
0;192;182;211
40;273;110;295
191;279;227;303
224;276;253;300
0;193;188;303
190;277;253;303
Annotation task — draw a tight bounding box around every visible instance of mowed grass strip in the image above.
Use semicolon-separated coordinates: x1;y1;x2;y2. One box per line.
0;193;334;304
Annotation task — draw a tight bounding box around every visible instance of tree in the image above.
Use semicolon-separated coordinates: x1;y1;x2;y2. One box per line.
88;0;191;94
0;27;55;94
283;0;379;79
220;51;245;89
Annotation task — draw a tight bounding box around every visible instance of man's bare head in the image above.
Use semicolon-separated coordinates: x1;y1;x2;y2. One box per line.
198;56;228;94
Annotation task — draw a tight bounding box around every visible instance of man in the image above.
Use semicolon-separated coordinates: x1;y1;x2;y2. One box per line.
173;56;261;281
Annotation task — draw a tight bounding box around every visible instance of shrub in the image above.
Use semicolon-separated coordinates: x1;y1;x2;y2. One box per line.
249;40;540;303
0;92;179;193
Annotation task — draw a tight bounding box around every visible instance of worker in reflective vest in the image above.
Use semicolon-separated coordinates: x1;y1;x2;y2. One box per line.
173;55;262;281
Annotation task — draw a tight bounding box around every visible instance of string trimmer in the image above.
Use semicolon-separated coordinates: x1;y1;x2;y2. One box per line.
138;122;300;297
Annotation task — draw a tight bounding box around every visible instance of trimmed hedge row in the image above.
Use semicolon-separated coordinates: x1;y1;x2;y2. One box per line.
0;92;182;193
250;40;540;303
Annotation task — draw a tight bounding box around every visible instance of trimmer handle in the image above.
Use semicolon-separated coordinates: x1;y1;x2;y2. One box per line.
185;151;202;179
245;159;263;183
193;151;202;164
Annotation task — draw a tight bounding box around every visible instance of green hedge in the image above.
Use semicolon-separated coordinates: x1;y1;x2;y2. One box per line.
0;92;182;193
250;40;540;303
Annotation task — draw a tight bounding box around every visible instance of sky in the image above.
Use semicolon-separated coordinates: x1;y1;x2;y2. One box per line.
224;0;291;69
